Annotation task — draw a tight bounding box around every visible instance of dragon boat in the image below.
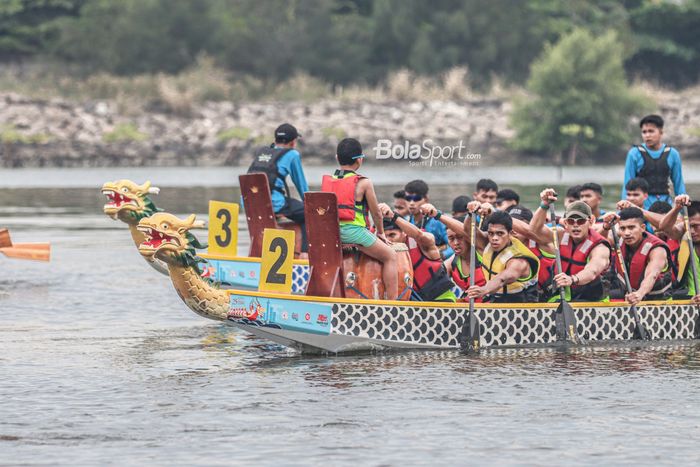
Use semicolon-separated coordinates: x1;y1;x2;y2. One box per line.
102;178;310;291
135;192;700;354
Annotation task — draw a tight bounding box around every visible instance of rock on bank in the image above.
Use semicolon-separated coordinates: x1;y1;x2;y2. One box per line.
0;92;698;168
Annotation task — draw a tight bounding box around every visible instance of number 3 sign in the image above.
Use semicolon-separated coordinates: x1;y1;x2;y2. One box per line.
208;200;239;257
259;228;295;293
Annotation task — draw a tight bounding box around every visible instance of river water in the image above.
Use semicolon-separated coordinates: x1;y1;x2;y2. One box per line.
2;167;700;465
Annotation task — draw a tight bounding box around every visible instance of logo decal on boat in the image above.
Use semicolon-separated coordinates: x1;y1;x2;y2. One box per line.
227;297;264;321
292;313;299;321
316;314;328;326
305;313;311;321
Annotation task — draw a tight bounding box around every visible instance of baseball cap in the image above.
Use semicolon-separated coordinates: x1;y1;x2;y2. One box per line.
506;205;533;222
564;200;592;219
274;123;300;143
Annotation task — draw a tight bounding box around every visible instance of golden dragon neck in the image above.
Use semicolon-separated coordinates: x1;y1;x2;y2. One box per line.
167;263;229;321
128;224;146;247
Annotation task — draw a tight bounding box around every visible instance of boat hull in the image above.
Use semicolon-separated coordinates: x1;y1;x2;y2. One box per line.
223;290;700;353
200;255;310;293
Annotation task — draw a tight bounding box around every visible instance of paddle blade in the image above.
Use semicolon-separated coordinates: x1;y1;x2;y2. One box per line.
557;300;584;344
0;245;51;262
0;229;11;248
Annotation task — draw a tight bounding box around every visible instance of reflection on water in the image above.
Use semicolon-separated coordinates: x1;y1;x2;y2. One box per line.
2;176;700;464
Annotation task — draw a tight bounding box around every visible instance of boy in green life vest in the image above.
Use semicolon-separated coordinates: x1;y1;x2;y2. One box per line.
658;195;700;300
321;138;398;300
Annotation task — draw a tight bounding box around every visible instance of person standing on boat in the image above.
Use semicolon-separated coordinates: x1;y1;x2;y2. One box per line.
247;123;309;252
378;204;457;302
658;195;700;299
321;138;398;299
530;189;611;302
601;207;673;304
463;206;540;303
418;203;486;299
622;114;686;209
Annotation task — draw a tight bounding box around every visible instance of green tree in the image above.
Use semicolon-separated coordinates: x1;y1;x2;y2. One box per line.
511;28;647;165
0;0;84;59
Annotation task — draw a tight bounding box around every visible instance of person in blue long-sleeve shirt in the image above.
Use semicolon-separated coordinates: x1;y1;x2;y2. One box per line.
249;123;309;251
622;114;685;209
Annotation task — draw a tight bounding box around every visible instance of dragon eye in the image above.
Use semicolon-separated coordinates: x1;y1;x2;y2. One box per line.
121;187;129;193
161;223;169;230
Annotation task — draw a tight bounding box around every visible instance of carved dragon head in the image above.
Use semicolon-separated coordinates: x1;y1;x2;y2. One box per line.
102;180;161;224
137;213;207;270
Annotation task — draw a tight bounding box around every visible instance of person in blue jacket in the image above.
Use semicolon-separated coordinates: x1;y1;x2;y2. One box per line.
248;123;309;251
622;114;685;209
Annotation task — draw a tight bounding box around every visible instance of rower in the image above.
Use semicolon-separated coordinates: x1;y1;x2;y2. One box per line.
531;190;611;302
579;182;606;221
419;203;486;299
495;188;519;211
506;205;556;300
465;206;540;303
658;195;700;299
379;203;457;302
403;180;452;258
247;123;309;252
622;114;686;209
602;207;673;304
392;190;410;219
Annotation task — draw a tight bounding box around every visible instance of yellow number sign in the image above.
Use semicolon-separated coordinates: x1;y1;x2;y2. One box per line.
208;201;239;257
259;228;295;293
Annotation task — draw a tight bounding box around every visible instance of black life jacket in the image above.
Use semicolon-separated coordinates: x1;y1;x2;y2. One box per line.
247;146;292;195
637;145;672;196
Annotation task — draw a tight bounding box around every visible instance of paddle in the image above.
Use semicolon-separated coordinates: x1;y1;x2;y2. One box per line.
548;205;582;344
681;206;700;298
459;211;480;352
610;222;649;340
0;229;51;261
0;245;51;261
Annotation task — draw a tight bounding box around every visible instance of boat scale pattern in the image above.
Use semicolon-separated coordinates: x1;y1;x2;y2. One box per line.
331;302;698;349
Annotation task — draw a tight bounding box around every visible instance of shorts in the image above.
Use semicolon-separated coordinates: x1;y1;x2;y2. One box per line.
339;224;377;248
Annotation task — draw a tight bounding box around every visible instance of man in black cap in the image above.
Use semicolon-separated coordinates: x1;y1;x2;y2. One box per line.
247;123;309;251
451;195;471;217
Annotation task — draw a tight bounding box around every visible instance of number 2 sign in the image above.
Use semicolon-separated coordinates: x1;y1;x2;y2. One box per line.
259;228;295;293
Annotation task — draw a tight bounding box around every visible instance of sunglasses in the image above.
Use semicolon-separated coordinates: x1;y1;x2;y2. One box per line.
564;217;588;226
404;194;423;202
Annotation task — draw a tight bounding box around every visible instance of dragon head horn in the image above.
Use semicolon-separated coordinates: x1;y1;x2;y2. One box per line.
182;214;206;231
139;180;160;195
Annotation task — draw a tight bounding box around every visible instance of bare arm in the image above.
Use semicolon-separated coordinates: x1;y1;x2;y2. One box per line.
530;188;562;245
360;179;384;235
395;217;440;259
658;195;688;241
576;244;610;285
630;247;667;302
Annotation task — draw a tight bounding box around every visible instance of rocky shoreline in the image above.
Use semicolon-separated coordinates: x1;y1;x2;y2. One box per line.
1;92;699;168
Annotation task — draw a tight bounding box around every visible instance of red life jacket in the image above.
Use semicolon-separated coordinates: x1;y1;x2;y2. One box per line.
559;229;610;275
527;239;554;289
618;232;672;294
450;254;486;291
408;237;455;301
320;170;367;223
666;237;680;281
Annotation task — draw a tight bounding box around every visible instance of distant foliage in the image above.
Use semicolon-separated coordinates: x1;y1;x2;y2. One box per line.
1;0;699;88
511;29;648;165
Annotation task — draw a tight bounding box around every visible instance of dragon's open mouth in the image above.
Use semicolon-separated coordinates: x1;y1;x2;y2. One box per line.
137;226;180;249
102;190;137;209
